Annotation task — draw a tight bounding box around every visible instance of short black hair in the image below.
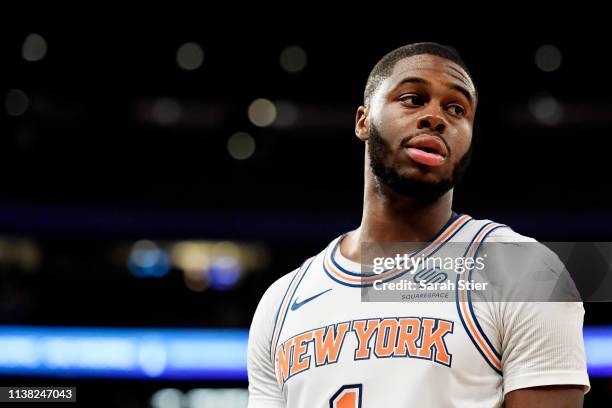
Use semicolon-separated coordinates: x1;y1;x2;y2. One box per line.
363;42;474;106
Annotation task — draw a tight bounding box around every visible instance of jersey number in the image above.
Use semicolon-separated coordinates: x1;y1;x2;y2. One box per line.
329;384;362;408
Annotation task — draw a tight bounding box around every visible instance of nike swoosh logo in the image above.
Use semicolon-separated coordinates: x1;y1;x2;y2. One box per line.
291;288;332;311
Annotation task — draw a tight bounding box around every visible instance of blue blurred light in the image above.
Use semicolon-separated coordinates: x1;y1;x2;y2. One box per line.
128;240;171;278
584;326;612;377
0;326;247;380
208;256;241;290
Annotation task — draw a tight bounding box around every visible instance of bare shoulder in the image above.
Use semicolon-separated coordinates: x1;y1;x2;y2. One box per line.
505;385;585;408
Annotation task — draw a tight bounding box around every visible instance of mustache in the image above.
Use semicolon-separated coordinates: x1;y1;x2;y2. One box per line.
399;130;452;156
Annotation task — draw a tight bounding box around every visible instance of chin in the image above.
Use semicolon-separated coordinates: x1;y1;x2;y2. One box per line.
399;165;448;182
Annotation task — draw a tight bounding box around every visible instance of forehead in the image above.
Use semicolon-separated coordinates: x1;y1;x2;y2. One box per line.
385;54;475;95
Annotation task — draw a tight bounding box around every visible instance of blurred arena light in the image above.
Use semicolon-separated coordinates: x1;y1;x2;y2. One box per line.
151;388;183;408
176;42;204;71
171;241;212;292
209;241;242;290
583;326;612;377
135;98;226;127
279;45;308;74
528;94;564;126
273;100;299;128
171;242;211;273
22;33;47;62
209;256;241;290
0;326;248;380
5;89;29;116
0;237;41;271
128;240;171;278
185;388;248;408
117;239;268;290
133;98;349;129
168;240;268;292
247;98;276;127
152;98;182;126
535;44;562;73
227;132;256;160
151;388;248;408
138;338;168;378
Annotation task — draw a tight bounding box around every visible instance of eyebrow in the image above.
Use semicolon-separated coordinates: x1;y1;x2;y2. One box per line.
394;77;430;88
447;83;474;106
393;76;474;106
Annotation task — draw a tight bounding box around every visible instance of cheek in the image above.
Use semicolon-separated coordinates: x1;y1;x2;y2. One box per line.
448;125;472;156
376;108;414;137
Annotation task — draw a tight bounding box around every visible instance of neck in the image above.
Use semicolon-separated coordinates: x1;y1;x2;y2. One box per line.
341;162;454;263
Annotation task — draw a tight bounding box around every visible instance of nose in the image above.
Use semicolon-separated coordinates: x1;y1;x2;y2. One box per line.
417;113;447;134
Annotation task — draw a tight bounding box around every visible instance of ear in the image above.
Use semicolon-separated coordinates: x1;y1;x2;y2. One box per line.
355;105;369;142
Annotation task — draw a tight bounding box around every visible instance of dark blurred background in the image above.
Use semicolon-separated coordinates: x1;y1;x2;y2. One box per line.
0;18;611;407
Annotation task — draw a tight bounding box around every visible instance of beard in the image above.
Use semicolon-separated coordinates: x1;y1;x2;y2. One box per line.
367;123;472;205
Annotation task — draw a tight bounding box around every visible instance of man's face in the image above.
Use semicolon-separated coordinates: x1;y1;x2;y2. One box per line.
358;54;477;203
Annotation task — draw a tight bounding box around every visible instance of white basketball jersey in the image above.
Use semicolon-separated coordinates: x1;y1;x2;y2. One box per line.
247;215;589;408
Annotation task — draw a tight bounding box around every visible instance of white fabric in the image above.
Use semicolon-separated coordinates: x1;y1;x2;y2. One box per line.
247;217;589;407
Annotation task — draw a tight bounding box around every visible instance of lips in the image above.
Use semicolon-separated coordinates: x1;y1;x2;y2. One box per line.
403;134;448;167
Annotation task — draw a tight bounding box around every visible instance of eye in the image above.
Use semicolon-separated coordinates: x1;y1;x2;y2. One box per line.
447;104;465;117
399;94;425;106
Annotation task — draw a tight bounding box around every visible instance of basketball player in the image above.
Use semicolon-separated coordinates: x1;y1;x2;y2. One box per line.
247;43;589;407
